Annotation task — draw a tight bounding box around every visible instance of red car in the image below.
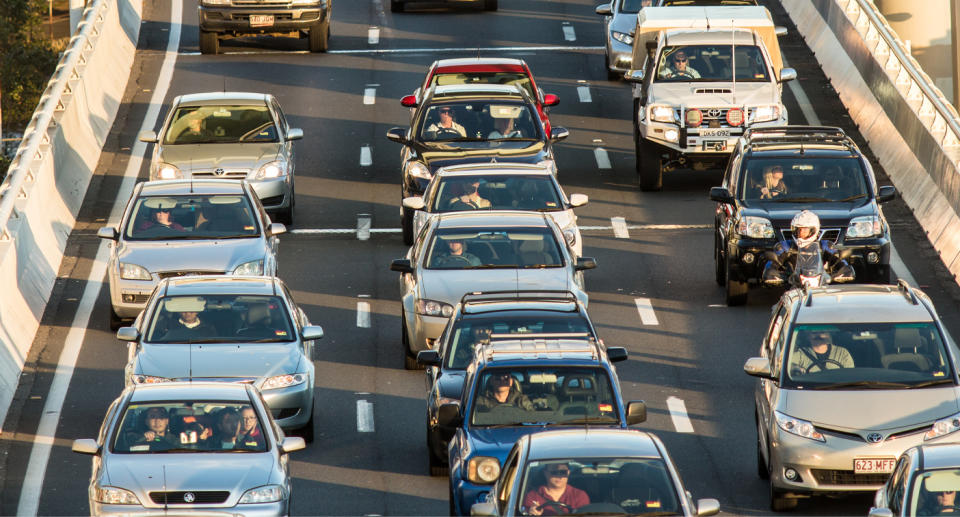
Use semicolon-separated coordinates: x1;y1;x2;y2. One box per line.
402;57;559;135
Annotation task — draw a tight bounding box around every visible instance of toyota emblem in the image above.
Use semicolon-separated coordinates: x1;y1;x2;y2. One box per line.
708;109;723;118
183;492;196;503
215;168;225;175
866;433;884;443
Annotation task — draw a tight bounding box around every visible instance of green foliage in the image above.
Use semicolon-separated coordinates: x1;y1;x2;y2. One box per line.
0;0;58;134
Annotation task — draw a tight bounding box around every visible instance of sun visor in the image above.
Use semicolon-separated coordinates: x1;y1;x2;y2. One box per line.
163;296;207;313
143;197;178;209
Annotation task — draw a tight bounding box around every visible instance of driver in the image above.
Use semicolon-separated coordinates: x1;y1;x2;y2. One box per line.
426;106;466;139
438;239;482;267
137;198;185;233
475;371;534;411
922;489;959;515
790;329;854;375
522;462;590;516
448;179;491;210
660;50;701;79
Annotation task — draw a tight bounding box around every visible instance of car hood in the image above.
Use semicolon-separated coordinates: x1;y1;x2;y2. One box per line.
611;13;636;34
649;82;779;107
419;268;570;306
781;387;960;432
740;201;877;229
157;143;281;172
420;146;547;172
104;453;274;496
466;427;542;463
136;343;302;383
117;238;267;274
549;209;575;231
437;370;467;401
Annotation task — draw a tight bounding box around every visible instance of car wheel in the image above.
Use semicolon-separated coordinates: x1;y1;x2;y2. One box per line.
714;232;726;287
309;21;329;52
276;202;293;226
484;0;498;10
770;482;797;512
401;206;414;246
401;310;419;370
427;425;448;476
725;260;748;306
449;489;457;516
391;0;404;12
199;29;219;55
756;413;769;480
637;139;663;191
109;306;124;331
605;53;620;81
299;410;315;443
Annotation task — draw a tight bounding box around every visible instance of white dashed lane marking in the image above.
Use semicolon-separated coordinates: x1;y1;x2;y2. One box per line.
357;399;375;432
368;26;380;45
634;297;659;325
363;85;377;105
593;148;611;169
357;295;371;328
357;214;372;241
562;24;576;41
666;397;694;433
611;217;629;238
577;84;592;103
360;145;372;166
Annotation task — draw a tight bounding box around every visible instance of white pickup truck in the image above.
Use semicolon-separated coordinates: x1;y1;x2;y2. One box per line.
625;6;796;190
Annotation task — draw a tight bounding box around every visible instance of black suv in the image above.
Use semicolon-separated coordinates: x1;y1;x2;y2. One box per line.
198;0;333;55
386;84;569;244
710;126;896;305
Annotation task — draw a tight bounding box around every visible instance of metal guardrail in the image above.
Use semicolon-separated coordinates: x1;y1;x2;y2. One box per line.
0;0;108;242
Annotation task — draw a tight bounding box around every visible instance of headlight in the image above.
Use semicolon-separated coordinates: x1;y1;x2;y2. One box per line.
262;373;307;390
155;162;182;180
239;485;285;504
467;456;501;484
925;413;960;440
749;105;781;124
649;105;677;124
406;161;432;181
233;259;264;276
774;411;825;442
91;485;140;505
253;160;287;180
130;375;171;385
611;31;633;45
119;263;151;281
415;299;454;317
846;216;881;238
537;159;557;176
563;229;577;248
736;216;775;239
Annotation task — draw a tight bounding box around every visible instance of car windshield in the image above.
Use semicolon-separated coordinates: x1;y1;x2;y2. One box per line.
431;71;536;100
783;322;955;388
656;45;769;82
619;0;650;13
909;468;960;516
124;194;260;240
426;228;563;270
416;101;541;148
660;0;757;5
163;105;277;144
518;458;681;516
145;295;294;344
446;313;593;369
431;175;563;212
112;401;269;453
740;157;869;203
470;367;619;426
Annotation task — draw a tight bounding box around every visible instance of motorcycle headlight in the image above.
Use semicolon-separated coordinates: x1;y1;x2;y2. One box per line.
467;456;501;484
233;259;265;276
925;412;960;440
846;216;882;238
406;161;432;181
262;373;307;390
649;105;677;124
239;485;285;504
537;159;557;176
119;263;152;281
736;216;775;239
749;105;781;124
130;375;171;385
92;485;140;505
775;411;825;442
415;299;454;317
155;162;182;180
611;31;634;45
563;229;577;248
253;160;287;180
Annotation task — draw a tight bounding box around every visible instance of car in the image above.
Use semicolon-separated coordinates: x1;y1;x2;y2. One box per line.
72;381;306;516
391;0;497;13
623;6;794;190
870;443;960;517
402;162;588;255
743;281;960;511
386;84;570;245
406;58;559;135
595;0;643;81
389;211;597;369
439;336;645;515
416;290;602;476
197;0;333;54
116;275;324;440
97;179;286;330
138;92;303;224
470;429;721;516
710;126;897;305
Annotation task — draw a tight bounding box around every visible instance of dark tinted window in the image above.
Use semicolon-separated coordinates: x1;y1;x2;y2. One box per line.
432;175;562;212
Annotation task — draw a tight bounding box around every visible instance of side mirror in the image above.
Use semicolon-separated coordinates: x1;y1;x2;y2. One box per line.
402;197;426;210
868;508;894;517
550;127;570;142
117;327;140;342
574;257;597;271
779;68;797;83
400;95;419;108
594;3;613;16
267;222;287;236
386;127;408;144
775;26;788;37
743;357;773;379
624;69;644;83
877;185;897;203
417;349;441;367
606;347;628;363
137;130;158;143
471;502;497;516
543;93;560;107
696;498;721;517
626;400;647;425
708;186;735;204
301;325;324;341
390;258;413;274
97;226;119;241
280;436;306;454
286;128;304;141
437;402;462;428
72;438;100;455
568;193;588;208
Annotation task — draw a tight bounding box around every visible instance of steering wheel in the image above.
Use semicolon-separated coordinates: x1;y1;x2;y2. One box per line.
673;70;695;79
435;127;462;138
534;501;572;515
805;358;846;373
440;255;474;266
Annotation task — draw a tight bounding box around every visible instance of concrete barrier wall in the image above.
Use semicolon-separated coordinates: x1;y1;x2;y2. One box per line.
0;0;142;428
782;0;960;282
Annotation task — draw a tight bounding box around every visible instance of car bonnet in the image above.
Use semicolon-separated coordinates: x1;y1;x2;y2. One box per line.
136;343;302;381
419;268;570;307
117;238;267;274
103;453;275;501
781;386;960;432
649;82;779;107
157;143;281;172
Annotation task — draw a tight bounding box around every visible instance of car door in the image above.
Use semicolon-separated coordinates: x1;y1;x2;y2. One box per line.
757;300;789;461
717;146;742;252
886;455;910;516
270;97;295;176
497;445;522;515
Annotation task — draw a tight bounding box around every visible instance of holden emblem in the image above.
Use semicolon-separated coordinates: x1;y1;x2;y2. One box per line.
183;492;196;503
866;432;883;443
215;168;225;175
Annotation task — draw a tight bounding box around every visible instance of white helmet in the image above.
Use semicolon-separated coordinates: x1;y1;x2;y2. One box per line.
791;210;820;246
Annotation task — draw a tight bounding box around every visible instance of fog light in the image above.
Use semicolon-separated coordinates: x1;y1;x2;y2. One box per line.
742;252;755;264
867;251;879;264
664;129;679;142
122;294;136;303
784;468;799;481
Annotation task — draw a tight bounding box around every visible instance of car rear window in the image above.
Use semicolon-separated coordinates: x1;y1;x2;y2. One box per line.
446;314;593;369
431;71;535;100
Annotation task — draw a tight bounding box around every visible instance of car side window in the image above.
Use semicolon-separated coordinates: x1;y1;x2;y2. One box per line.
100;397;121;444
271;99;289;136
764;304;786;358
888;456;909;514
722;148;740;191
769;305;791;378
499;446;521;514
411;224;431;262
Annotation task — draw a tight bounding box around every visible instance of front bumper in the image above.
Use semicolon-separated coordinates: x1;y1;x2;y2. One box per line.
261;380;313;430
198;6;326;34
90;500;287;517
452;477;493;516
411;313;449;354
727;235;890;285
641;117;787;160
248;175;293;211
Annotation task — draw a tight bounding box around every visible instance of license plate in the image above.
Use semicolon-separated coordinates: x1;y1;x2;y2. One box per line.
698;128;732;138
250;14;274;27
853;457;897;474
701;140;728;152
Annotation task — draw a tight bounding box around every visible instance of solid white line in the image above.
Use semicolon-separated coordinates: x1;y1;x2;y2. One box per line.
16;4;183;516
666;396;694;433
562;24;576;42
782;57;820;126
577;85;592;103
634;297;659;325
357;400;374;432
593;148;611;169
323;45;604;55
611;217;629;239
357;299;371;328
363;87;377;105
360;145;372;166
368;27;380;45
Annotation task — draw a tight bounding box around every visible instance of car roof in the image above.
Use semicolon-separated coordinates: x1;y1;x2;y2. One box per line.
129;381;252;403
434;57;526;70
429;84;528;99
175;92;269;106
436;211;551;228
795;285;935;324
161;276;279;296
436;163;553;177
664;28;766;46
138;179;247;196
480;338;602;364
920;444;960;470
526;429;663;460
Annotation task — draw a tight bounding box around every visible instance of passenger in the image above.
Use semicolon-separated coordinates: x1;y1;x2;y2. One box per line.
180;117;212;142
488;117;522;139
201;408;242;450
426;107;466;139
522;462;591;516
131;407;178;450
661;50;701;79
475;371;534;411
790;330;854;374
437;239;482;267
237;406;266;450
160;297;219;341
137;198;185;233
758;165;788;199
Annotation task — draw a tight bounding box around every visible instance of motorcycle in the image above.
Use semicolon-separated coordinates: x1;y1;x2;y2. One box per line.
762;240;855;289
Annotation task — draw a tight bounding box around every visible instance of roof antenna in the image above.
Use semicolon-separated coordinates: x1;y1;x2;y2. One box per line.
731;24;737;106
223;75;227;94
190;158;194;193
476;46;481;60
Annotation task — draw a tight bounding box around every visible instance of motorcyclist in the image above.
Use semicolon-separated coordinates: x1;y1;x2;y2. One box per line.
762;210;855;287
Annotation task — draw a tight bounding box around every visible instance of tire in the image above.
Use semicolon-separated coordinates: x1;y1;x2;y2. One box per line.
427;425;448;476
756;414;770;480
725;260;749;306
276;202;293;226
484;0;498;10
637;139;663;191
401;206;414;246
770;483;797;512
449;489;458;516
299;411;315;443
714;232;726;287
308;21;329;52
391;0;404;12
401;311;420;370
199;29;219;55
109;306;124;331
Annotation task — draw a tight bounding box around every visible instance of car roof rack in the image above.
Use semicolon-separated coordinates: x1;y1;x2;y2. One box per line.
488;332;591;341
461;290;578;305
483;334;598;360
744;126;855;152
897;278;920;305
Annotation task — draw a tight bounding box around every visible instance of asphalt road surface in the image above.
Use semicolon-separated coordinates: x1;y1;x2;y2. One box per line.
2;0;960;515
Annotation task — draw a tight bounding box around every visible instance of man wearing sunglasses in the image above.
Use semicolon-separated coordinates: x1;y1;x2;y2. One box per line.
523;462;590;515
426;106;466;139
790;329;854;375
661;49;701;79
137;198;185;233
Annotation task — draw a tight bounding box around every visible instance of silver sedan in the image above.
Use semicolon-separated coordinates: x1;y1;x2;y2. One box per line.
595;0;643;80
73;382;305;516
98;179;285;329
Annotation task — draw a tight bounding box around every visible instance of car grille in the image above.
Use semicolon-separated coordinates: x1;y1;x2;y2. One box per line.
233;0;290;6
779;228;842;243
811;469;888;486
232;12;298;22
191;170;249;179
156;271;224;280
149;491;230;504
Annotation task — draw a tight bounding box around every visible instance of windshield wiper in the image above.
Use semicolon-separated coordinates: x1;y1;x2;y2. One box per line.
549;417;618;425
811;380;912;390
471;264;520;269
479;421;551;428
908;378;956;388
838;193;868;202
180;338;238;344
771;196;833;203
